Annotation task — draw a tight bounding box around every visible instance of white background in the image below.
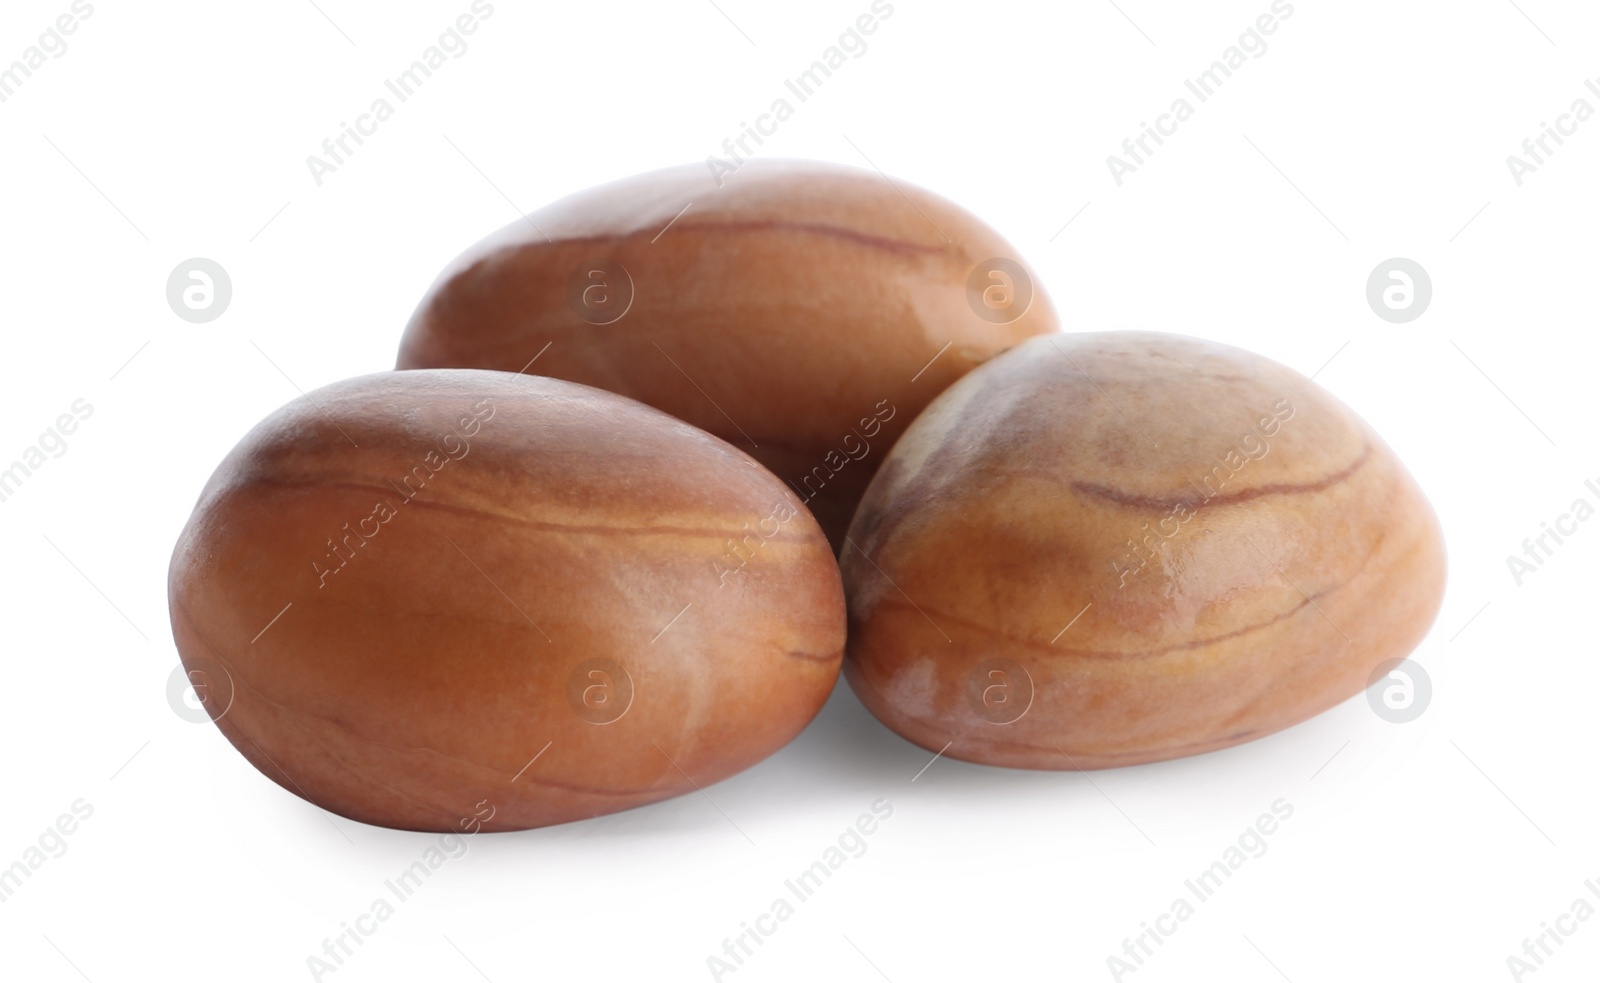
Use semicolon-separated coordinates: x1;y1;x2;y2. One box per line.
2;0;1597;980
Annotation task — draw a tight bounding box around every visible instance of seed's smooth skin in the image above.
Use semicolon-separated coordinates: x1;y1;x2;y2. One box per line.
169;370;845;831
396;159;1058;549
841;332;1446;770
